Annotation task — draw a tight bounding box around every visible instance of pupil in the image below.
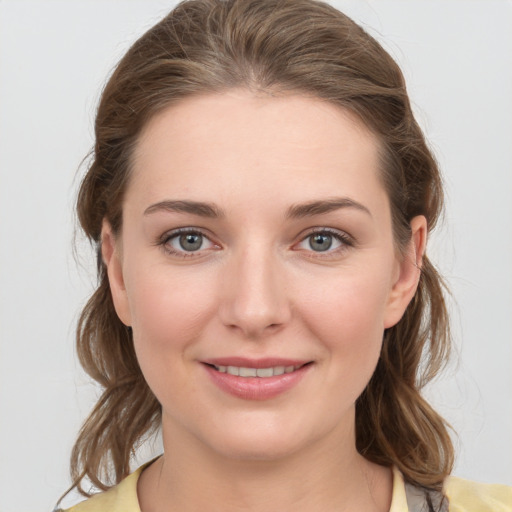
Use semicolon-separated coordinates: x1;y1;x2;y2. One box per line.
179;233;202;251
310;233;332;252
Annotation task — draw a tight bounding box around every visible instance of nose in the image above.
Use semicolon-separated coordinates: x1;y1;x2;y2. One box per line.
218;243;292;339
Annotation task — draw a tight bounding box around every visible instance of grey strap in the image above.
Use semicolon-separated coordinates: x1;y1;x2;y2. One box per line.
404;482;449;512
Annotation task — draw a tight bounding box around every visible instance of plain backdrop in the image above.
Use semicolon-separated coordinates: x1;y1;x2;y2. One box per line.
0;1;511;511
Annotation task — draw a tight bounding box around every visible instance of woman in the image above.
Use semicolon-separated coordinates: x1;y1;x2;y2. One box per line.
59;0;512;510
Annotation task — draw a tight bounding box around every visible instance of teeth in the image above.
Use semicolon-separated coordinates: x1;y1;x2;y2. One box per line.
273;366;285;376
239;367;257;377
214;364;302;378
256;368;273;377
227;365;239;376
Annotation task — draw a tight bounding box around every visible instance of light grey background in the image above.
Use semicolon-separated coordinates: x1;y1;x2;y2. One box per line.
0;1;511;511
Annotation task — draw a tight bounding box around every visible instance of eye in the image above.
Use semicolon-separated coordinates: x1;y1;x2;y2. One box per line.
295;229;352;254
307;233;337;252
160;229;217;256
174;232;206;252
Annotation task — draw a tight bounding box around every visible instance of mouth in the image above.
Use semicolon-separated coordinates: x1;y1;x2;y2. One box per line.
205;362;310;378
201;359;313;400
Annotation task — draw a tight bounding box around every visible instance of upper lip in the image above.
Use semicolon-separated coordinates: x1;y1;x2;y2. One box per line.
202;357;312;369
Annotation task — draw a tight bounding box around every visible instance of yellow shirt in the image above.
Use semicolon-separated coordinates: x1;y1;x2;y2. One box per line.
62;466;512;512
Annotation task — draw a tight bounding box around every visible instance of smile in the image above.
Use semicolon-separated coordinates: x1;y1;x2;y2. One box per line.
211;364;302;378
203;360;312;400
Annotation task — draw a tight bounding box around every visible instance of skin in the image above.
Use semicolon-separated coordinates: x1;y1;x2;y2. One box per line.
102;90;426;512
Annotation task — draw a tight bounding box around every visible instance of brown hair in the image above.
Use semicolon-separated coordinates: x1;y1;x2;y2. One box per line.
71;0;453;497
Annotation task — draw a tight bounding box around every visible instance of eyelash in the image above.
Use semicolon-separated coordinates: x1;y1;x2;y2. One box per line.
157;228;218;258
156;227;354;259
295;228;354;258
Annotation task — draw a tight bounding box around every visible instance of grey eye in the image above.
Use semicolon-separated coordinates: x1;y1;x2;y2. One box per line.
163;230;216;256
178;233;203;251
308;233;333;252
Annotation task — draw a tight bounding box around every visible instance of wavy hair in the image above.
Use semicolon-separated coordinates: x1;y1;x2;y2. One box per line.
70;0;453;497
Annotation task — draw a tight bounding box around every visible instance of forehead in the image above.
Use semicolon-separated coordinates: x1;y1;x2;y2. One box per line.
129;90;386;213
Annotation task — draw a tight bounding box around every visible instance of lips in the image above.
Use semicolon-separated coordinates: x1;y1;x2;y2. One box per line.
212;364;301;377
202;358;313;400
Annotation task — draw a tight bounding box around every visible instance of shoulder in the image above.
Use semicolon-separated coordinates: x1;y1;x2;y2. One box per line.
59;466;144;512
392;467;512;512
445;475;512;512
58;465;512;512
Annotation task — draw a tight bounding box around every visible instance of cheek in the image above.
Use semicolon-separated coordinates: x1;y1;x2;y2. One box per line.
124;264;218;384
300;267;391;336
297;268;392;383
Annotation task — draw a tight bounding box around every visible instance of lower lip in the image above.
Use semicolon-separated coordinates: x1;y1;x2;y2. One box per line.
203;364;312;401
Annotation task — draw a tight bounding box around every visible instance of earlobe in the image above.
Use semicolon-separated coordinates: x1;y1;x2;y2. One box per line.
101;220;132;327
383;215;427;329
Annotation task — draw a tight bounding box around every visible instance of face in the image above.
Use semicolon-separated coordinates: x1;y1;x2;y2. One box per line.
103;91;425;461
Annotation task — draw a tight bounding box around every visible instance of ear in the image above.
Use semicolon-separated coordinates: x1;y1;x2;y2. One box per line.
101;220;132;326
383;215;427;329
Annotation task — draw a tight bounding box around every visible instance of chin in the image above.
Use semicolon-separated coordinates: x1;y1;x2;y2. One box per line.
212;435;304;462
196;412;328;463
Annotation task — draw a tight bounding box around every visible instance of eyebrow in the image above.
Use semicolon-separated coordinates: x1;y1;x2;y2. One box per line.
143;197;371;219
144;200;225;218
286;197;372;219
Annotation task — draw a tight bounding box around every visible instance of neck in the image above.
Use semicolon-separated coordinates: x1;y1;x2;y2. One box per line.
137;417;392;512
